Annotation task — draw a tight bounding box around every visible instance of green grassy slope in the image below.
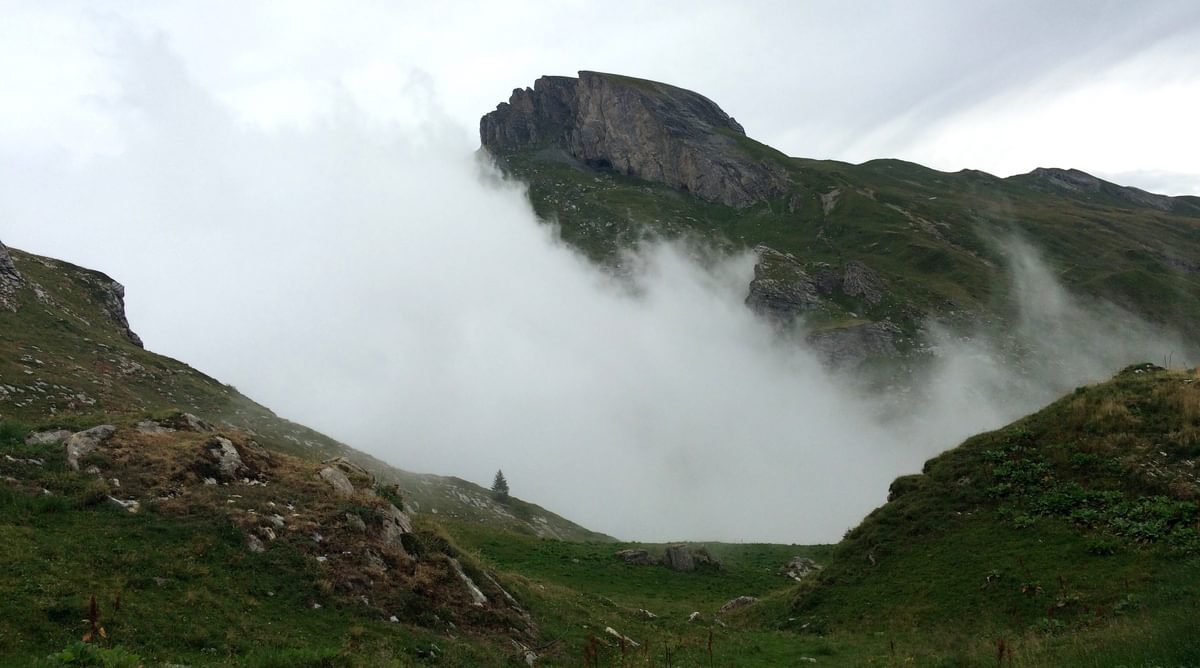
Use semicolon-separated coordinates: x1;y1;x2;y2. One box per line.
780;364;1200;665
494;140;1200;343
0;421;522;666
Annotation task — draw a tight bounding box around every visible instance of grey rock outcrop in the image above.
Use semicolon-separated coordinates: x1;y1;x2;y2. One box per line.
95;278;143;347
841;261;885;305
615;548;658;566
26;429;72;446
663;544;716;572
747;246;888;324
170;413;215;433
718;596;758;614
322;457;374;486
0;241;23;312
448;557;488;606
664;544;695;572
481;71;791;208
379;503;413;550
345;512;368;532
779;556;822;581
806;320;901;368
745;246;822;321
205;437;247;480
135;420;174;434
65;425;116;471
319;466;356;497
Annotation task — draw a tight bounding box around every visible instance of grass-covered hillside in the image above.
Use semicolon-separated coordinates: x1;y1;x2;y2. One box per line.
0;243;606;542
485;72;1200;350
0;419;539;666
777;364;1200;665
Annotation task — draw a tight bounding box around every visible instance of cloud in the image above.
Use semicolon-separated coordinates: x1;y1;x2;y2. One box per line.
2;32;1194;543
5;3;1200;195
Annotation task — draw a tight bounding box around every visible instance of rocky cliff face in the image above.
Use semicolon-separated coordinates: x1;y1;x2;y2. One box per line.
0;241;23;312
83;270;144;348
481;71;791;208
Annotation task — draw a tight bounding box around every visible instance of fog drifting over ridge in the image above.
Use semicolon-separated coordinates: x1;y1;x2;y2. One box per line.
2;42;1194;543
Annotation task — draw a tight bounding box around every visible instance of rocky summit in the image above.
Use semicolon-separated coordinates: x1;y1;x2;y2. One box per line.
480;71;790;208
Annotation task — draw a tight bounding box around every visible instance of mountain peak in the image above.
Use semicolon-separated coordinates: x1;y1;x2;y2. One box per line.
480;71;790;208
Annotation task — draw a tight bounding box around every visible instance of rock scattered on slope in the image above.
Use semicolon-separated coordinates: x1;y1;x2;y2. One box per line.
718;596;758;614
170;412;215;432
345;512;367;532
65;425;116;471
319;466;356;497
25;429;72;446
779;556;822;581
604;626;640;648
204;437;247;480
135;421;174;434
449;557;488;606
378;503;413;551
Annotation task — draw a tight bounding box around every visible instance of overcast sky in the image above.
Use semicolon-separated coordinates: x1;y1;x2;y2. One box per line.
1;2;1197;542
3;1;1199;194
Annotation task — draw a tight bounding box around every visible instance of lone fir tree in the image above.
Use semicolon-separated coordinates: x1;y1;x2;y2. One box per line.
491;469;510;501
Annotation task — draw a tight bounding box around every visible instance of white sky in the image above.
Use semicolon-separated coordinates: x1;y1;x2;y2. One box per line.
1;1;1197;541
2;0;1198;193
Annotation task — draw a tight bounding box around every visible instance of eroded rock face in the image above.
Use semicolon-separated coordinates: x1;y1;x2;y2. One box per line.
0;241;23;312
481;71;791;208
65;425;116;471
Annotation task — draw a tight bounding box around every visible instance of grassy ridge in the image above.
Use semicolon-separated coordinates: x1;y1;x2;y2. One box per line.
0;247;605;542
781;365;1200;665
497;146;1200;345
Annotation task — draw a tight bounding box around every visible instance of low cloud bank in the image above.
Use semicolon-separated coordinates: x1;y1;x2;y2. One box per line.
1;41;1192;542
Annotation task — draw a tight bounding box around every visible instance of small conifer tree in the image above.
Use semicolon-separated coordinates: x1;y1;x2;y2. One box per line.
491;469;510;501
